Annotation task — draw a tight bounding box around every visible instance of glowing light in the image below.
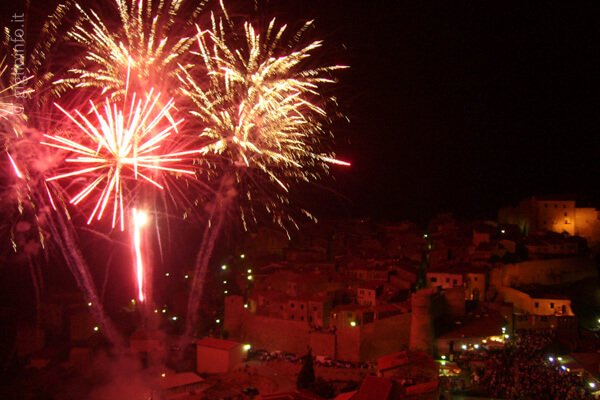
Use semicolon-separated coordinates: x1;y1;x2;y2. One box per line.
557;357;563;361
7;153;24;179
43;91;198;230
474;344;479;349
172;316;178;321
223;281;227;284
504;334;510;339
133;208;148;302
247;275;253;280
350;321;356;327
93;326;99;331
549;357;554;362
162;309;166;313
222;265;227;270
224;290;228;294
247;269;252;274
441;355;446;360
243;344;251;351
88;302;92;307
240;254;245;259
244;304;248;308
461;345;467;350
165;273;169;277
161;373;166;378
590;382;596;388
184;275;189;279
154;309;158;313
216;319;220;323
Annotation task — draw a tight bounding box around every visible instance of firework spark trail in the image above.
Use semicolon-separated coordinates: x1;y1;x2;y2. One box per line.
41;192;123;347
54;0;208;99
43;91;203;230
180;176;233;349
132;208;148;302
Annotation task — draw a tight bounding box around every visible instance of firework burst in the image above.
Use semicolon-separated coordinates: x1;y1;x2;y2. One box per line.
43;90;203;230
54;0;208;99
178;4;349;230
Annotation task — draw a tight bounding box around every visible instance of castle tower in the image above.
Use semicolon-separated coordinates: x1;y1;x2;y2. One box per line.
409;288;436;356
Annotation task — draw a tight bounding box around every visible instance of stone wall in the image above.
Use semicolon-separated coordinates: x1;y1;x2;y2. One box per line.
243;315;311;355
410;289;435;355
490;256;598;288
309;331;336;359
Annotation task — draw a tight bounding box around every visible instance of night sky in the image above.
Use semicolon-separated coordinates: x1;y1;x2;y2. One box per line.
1;0;598;229
291;1;599;225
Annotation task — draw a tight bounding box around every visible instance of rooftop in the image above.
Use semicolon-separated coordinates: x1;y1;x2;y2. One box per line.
157;372;204;390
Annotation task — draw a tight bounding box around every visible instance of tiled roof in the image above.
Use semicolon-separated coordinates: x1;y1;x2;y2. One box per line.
351;375;393;400
157;372;204;390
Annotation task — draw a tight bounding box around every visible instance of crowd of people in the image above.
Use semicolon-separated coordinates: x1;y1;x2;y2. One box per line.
453;330;598;399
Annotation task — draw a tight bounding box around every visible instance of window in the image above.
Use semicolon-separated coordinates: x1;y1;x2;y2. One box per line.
446;278;450;283
291;315;294;320
453;279;457;285
535;302;539;308
309;316;313;322
359;290;364;295
474;277;478;281
564;213;567;217
301;316;304;321
291;303;295;308
348;313;353;318
313;306;317;311
565;220;569;224
554;204;558;208
563;204;566;208
300;304;304;309
430;277;437;282
280;305;283;310
545;203;548;208
550;303;554;309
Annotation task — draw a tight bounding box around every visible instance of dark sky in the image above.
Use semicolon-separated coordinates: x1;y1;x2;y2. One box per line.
2;0;598;227
290;1;599;225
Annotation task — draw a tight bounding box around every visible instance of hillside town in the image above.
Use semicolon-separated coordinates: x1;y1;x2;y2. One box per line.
3;195;600;399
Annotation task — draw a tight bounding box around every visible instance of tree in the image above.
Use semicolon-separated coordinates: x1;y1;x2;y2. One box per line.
296;348;315;389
